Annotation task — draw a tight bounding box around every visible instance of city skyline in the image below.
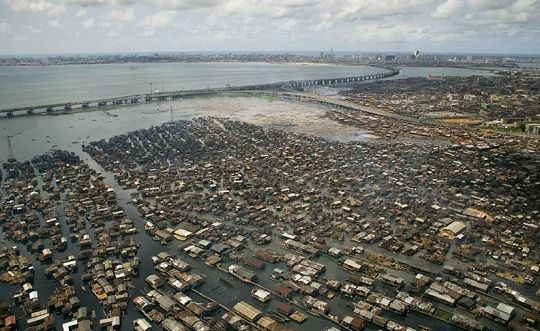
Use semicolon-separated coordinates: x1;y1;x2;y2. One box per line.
0;0;539;55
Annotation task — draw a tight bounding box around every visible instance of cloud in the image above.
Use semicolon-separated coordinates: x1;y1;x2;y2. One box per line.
221;0;308;19
429;30;478;42
431;0;465;18
154;0;219;10
140;10;177;36
272;19;298;31
350;22;429;42
65;0;101;5
0;22;9;34
142;10;176;29
13;35;29;41
334;0;436;21
81;18;95;28
467;0;514;10
312;20;332;32
104;8;136;21
511;0;538;11
65;0;136;6
466;0;540;24
107;29;119;37
1;0;540;54
6;0;66;15
28;25;43;33
48;19;64;28
75;9;87;17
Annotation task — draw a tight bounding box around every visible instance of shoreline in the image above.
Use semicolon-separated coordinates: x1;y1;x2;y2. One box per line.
0;60;379;68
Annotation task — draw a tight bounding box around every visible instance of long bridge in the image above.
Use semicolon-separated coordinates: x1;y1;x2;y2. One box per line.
0;70;399;117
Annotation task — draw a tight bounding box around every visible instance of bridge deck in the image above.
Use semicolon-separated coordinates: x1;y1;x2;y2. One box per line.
0;70;398;114
259;91;429;124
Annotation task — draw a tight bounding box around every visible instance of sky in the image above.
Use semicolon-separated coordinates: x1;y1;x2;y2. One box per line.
0;0;539;55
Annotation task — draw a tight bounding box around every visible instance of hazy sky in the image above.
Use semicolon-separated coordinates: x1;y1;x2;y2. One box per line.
0;0;539;55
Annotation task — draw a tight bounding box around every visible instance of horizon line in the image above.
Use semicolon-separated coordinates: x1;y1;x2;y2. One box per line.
1;50;540;58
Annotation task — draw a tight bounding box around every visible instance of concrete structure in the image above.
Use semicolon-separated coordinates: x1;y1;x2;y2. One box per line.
0;69;399;117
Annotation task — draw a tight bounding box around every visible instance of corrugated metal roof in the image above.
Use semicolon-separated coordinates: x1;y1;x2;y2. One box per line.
232;301;262;322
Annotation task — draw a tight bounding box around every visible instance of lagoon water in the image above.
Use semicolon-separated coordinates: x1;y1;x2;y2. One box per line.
0;63;491;110
0;62;388;109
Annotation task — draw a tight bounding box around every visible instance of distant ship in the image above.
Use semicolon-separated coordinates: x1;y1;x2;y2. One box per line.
129;66;137;70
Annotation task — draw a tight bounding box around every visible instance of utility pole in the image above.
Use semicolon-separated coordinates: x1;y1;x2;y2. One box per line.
7;135;14;159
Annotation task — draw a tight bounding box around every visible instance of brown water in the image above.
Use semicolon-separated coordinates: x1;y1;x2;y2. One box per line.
0;95;375;161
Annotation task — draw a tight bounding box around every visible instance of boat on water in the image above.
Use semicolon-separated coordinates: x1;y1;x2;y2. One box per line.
81;285;86;292
268;310;289;322
129;66;137;70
